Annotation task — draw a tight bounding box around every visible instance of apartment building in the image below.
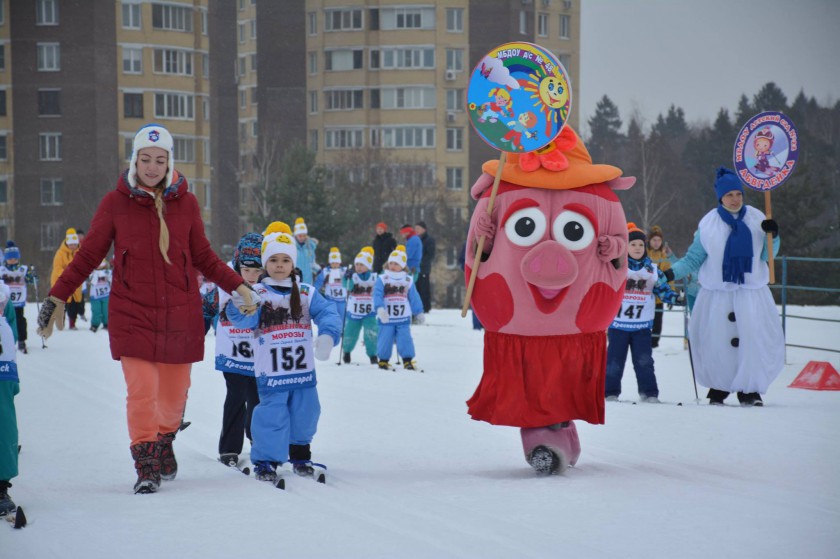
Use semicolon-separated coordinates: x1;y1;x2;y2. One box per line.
6;0;213;279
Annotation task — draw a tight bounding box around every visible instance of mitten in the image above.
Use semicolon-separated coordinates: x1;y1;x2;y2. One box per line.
313;334;334;361
376;307;389;324
760;219;779;238
37;296;66;339
475;213;496;252
415;313;425;325
232;284;260;315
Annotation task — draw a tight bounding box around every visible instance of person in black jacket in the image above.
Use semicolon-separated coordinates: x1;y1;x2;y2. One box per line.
372;222;397;273
414;221;436;313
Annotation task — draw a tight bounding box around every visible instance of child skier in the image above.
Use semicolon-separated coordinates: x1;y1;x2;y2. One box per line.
216;232;263;469
373;245;425;371
342;247;379;365
88;259;112;332
313;247;348;325
604;223;684;403
0;281;20;517
227;224;340;486
0;241;36;353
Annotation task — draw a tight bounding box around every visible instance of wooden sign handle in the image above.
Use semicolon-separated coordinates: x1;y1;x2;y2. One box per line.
765;190;775;284
461;151;507;317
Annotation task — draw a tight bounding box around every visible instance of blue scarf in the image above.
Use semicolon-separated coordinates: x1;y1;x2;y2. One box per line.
716;205;753;284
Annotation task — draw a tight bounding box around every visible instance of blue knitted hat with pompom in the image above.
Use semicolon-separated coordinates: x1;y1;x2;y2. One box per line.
4;240;20;262
714;166;744;201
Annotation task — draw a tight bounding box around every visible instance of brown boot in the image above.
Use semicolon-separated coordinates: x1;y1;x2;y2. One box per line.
130;441;161;494
158;431;178;481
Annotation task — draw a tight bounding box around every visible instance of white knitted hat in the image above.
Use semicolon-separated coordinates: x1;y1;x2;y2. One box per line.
294;217;308;236
261;231;298;267
127;123;175;188
354;247;374;269
387;245;408;269
328;247;341;265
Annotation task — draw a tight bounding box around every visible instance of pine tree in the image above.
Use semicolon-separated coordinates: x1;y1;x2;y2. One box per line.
752;82;788;113
586;95;623;162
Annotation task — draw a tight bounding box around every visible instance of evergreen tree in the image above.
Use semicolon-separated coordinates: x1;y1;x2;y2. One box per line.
586;95;623;162
735;94;753;127
752;82;788;113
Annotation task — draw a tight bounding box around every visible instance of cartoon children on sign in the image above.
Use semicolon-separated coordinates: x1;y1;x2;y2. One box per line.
468;42;571;153
733;111;799;190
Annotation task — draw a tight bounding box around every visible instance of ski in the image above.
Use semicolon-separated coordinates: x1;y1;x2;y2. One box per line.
177;420;191;432
218;456;250;476
612;399;684;406
291;460;327;484
4;507;27;529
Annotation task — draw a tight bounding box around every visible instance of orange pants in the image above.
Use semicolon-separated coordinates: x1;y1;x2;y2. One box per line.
121;357;192;445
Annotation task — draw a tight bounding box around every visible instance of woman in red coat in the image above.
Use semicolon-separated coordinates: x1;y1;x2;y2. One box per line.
37;124;258;494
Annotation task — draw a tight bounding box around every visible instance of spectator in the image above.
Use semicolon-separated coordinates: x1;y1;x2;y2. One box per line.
372;222;397;273
646;225;675;348
49;228;84;330
399;224;423;282
414;221;436;313
293;217;319;285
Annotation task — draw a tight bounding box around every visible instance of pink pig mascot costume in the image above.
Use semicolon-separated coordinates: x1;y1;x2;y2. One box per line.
465;126;634;475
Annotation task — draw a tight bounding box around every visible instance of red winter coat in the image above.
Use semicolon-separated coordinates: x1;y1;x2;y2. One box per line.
50;171;243;363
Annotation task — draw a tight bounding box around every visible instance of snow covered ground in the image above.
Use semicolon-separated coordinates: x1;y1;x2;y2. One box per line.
3;305;839;558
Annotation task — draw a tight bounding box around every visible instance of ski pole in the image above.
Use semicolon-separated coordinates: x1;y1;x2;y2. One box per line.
336;297;348;366
686;336;700;404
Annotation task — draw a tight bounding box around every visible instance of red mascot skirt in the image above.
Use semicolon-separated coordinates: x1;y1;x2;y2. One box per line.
467;331;606;428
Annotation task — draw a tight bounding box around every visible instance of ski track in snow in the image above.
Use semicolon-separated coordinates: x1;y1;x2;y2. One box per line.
3;306;839;558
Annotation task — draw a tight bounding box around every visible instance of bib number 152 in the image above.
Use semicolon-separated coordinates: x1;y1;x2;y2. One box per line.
270;346;307;372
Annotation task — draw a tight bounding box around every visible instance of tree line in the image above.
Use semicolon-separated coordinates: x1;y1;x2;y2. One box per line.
586;82;840;304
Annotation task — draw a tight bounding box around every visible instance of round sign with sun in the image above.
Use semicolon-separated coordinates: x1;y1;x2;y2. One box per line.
467;42;571;153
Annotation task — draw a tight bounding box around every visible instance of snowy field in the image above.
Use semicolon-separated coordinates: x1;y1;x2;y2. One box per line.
3;305;839;558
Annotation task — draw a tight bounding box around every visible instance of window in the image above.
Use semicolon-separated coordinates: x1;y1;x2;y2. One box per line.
201;10;207;34
203;140;210;165
370;47;435;70
0;90;6;116
446;89;465;111
251;87;258;105
324;8;362;31
153;49;193;75
446;246;458;269
203;54;210;78
379;6;434;30
377;87;435;109
325;90;364;111
324;129;364;149
0;46;5;71
37;43;61;71
0;1;4;25
519;10;527;34
203;98;210;120
251;121;258;137
239;90;247;109
370;126;435;149
39;133;62;160
38;89;61;116
238;56;246;76
250;53;257;72
446;8;463;32
238;23;245;43
538;13;548;36
173;138;194;163
446;167;464;190
250;20;257;39
122;2;141;29
152;3;193;32
124;137;133;161
446;49;464;72
0;135;6;160
309;130;319;152
0;180;7;204
122;47;142;73
325;49;363;71
446;128;463;151
307;11;317;34
560;15;570;38
204;182;211;210
124;92;144;118
558;53;571;72
40;222;63;251
36;0;59;25
40;178;63;206
309;91;318;113
154;93;194;119
308;52;317;74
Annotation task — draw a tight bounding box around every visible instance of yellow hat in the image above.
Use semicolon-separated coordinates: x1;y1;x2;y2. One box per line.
328;247;341;264
354;246;374;269
388;244;408;269
294;217;308;236
262;221;292;236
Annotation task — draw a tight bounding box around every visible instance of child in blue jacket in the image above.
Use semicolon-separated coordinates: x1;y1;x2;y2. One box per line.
374;245;424;371
228;224;340;485
605;224;684;403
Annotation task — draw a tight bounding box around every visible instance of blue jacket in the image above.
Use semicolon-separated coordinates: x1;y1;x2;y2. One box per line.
373;274;424;325
295;238;319;285
404;235;423;273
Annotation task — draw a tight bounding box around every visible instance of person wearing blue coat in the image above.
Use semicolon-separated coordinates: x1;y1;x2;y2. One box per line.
227;226;340;483
399;224;423;281
293;217;319;285
373;245;424;371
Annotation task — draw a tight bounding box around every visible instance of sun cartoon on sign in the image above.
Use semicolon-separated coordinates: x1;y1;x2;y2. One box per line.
519;68;570;138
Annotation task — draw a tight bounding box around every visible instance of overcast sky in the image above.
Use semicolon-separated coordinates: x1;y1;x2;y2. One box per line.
578;0;840;134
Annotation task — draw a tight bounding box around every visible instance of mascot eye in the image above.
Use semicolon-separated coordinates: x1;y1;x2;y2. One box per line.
504;207;546;247
552;210;595;251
